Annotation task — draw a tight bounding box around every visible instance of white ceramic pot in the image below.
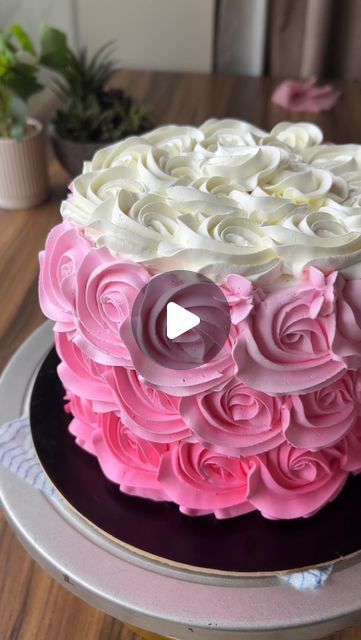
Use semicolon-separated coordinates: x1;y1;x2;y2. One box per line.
0;117;49;210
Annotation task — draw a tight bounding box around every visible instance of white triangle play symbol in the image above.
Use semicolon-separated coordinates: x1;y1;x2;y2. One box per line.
166;301;200;340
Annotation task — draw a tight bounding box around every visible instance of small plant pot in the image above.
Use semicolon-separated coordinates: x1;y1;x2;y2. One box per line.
0;118;49;210
49;126;105;177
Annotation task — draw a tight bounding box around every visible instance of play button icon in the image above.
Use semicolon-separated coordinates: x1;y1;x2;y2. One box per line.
130;270;231;370
166;302;200;339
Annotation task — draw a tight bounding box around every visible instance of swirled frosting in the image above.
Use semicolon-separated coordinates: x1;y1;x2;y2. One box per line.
61;119;361;281
39;119;361;521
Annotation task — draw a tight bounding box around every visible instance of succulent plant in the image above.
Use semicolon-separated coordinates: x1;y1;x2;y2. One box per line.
52;44;152;143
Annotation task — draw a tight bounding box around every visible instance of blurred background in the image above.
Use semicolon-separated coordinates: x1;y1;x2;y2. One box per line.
2;0;361;79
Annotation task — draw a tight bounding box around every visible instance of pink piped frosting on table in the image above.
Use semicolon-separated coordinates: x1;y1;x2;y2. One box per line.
39;119;361;520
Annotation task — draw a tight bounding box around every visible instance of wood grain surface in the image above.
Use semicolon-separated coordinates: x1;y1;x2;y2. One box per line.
1;70;361;640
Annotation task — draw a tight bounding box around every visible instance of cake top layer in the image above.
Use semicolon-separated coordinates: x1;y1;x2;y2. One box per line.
61;119;361;283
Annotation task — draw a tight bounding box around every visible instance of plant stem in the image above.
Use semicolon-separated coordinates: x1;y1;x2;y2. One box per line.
0;88;10;138
0;122;9;138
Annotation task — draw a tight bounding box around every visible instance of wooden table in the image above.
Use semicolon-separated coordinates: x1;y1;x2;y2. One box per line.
1;70;361;640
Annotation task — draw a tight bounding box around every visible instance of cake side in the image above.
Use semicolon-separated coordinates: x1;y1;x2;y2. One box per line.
38;119;361;520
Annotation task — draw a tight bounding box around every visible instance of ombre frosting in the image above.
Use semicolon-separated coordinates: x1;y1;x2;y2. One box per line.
39;119;361;520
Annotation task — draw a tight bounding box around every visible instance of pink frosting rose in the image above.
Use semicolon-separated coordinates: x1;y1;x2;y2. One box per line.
55;331;118;413
220;274;254;324
333;275;361;369
65;392;98;455
248;441;348;519
335;418;361;475
286;372;360;450
104;366;191;443
92;411;169;501
180;377;289;456
158;441;256;519
39;221;90;332
120;317;237;397
234;268;345;395
74;248;150;366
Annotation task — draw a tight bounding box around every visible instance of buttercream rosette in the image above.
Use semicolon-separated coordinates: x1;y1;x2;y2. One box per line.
39;119;361;520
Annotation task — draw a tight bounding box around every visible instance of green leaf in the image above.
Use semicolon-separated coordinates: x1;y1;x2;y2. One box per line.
0;54;12;76
39;25;67;69
10;121;25;140
87;41;116;77
0;40;16;66
9;95;27;122
0;32;16;56
2;63;42;99
0;87;11;129
9;24;36;55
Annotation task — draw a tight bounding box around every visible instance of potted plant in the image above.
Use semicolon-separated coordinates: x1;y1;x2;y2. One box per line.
0;23;68;209
49;44;153;176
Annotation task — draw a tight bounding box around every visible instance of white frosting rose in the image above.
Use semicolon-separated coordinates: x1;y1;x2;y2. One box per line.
198;118;266;148
143;124;204;151
61;166;145;226
304;144;361;196
199;145;287;191
264;164;348;206
61;119;361;281
304;143;361;175
84;193;182;260
270;121;323;152
263;210;361;277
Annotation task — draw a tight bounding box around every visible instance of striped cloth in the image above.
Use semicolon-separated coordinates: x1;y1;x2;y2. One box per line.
0;416;332;589
278;565;333;590
0;416;56;496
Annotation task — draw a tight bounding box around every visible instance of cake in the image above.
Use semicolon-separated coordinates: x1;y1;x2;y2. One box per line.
38;119;361;520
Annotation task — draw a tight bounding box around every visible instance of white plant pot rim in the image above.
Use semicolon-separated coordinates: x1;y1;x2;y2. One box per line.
0;117;43;144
